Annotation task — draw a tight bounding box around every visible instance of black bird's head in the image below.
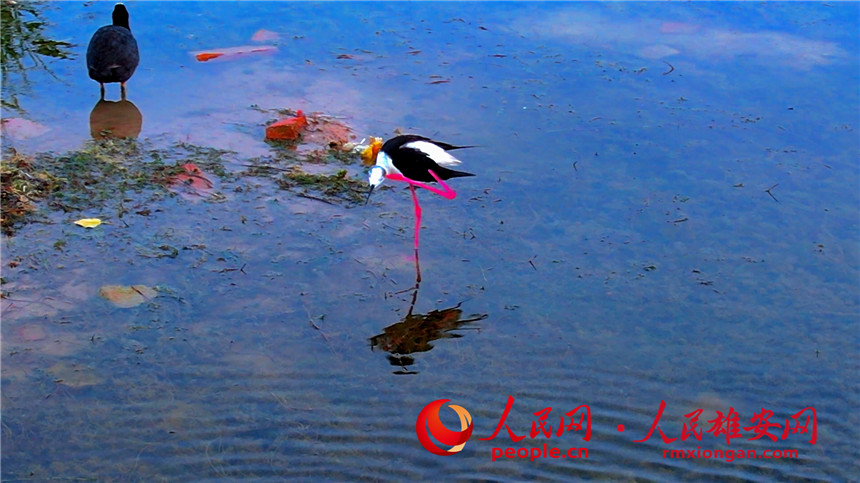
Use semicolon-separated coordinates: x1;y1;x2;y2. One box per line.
113;4;131;30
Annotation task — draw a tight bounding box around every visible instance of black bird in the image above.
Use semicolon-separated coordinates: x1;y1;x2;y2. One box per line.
87;3;139;100
362;134;475;250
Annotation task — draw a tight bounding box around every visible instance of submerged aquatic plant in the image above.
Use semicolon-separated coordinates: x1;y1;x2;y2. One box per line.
1;0;74;112
276;167;368;205
0;149;63;234
0;114;371;234
0;140;234;234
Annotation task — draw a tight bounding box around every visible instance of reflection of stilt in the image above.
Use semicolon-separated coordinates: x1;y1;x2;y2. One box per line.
409;248;421;314
413;248;422;284
395;248;422;316
369;288;488;374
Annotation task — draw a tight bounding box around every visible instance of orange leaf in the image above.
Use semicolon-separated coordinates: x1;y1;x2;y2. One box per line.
265;111;308;141
168;163;214;192
196;52;224;62
193;45;277;62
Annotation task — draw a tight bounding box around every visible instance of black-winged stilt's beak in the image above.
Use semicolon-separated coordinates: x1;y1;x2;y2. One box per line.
364;185;375;206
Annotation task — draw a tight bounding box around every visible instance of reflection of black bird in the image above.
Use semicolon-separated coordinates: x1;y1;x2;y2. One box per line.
87;3;139;100
89;98;142;139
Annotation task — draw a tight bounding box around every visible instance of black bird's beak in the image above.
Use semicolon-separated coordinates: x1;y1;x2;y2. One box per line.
364;185;375;206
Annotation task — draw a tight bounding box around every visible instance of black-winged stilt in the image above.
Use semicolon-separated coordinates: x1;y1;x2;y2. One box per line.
362;134;474;252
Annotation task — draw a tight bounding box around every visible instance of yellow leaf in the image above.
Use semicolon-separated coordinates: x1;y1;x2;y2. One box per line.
99;285;158;308
74;218;102;228
360;137;383;166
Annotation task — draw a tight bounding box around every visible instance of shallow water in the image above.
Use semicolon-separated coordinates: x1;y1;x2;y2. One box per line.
2;2;858;481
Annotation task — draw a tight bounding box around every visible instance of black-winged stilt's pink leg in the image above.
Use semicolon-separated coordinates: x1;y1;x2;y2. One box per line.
384;171;458;200
392;246;422;298
384;169;458;252
424;169;457;199
409;184;422;251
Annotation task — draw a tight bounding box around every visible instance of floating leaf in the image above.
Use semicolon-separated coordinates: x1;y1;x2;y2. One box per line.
167;163;215;200
301;114;353;149
195;52;223;62
14;324;48;342
265;110;308;141
169;163;214;189
659;22;700;34
1;118;49;140
193;45;277;62
48;362;101;388
99;284;158;308
639;44;680;59
74;218;102;228
360;137;383;166
251;29;280;42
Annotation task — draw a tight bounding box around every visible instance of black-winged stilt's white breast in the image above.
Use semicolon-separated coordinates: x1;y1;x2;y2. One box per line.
362;134;475;251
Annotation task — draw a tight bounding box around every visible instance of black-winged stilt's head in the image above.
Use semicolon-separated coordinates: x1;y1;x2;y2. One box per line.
368;165;386;188
365;165;386;205
362;137;385;205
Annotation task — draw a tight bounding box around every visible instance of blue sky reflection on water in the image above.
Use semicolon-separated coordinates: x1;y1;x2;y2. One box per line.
1;2;858;481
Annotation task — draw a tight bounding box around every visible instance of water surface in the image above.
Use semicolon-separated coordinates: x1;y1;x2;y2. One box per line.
2;2;858;481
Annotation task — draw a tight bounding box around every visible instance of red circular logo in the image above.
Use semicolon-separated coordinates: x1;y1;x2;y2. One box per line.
416;399;473;455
